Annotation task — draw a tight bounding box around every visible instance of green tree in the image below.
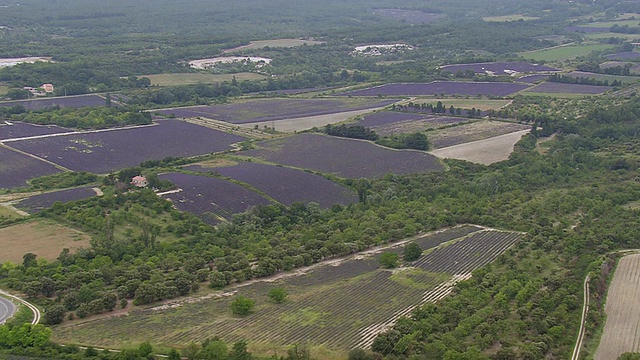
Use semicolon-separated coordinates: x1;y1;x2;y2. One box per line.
229;340;251;360
379;252;399;269
44;304;66;325
230;296;255;317
403;242;422;262
268;288;288;304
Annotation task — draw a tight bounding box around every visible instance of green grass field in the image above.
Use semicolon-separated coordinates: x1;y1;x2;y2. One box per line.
0;85;9;96
567;71;640;85
521;43;615;61
224;38;325;52
140;73;266;86
482;14;539;22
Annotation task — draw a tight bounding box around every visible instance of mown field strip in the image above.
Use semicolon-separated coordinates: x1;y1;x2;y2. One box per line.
595;254;640;360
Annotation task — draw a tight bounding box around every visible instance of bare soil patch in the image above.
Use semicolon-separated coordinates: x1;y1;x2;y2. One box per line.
0;220;90;263
595;254;640;360
428;120;530;148
238;108;382;132
429;129;530;165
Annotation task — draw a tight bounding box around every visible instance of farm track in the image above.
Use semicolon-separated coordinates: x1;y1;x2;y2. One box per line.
179;117;273;140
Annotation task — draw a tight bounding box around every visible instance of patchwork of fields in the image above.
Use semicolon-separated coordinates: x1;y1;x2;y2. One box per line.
53;227;524;354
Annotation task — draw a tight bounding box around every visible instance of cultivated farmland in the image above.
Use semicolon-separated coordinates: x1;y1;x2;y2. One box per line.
223;39;325;52
339;81;529;97
430;129;531;165
0;94;108;110
158;172;272;224
7;120;245;174
440;62;558;76
15;186;98;214
0;220;90;263
157;98;397;124
187;162;357;208
605;51;640;60
594;254;640;360
0;122;71;141
524;82;612;95
0;145;62;189
244;134;444;178
52;227;523;355
428;120;531;149
356;112;470;136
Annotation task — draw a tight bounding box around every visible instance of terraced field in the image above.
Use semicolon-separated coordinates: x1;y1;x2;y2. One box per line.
53;227;524;355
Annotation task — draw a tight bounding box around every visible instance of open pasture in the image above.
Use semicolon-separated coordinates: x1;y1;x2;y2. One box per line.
140;73;265;86
0;85;8;95
0;122;71;141
158;98;396;124
356;112;470;136
428;120;531;149
244;134;443;178
0;220;90;264
187;162;357;208
7;120;245;174
524;82;611;95
52;227;521;354
0;94;107;110
521;43;615;61
339;81;529;97
159;172;272;224
224;39;325;52
0;145;62;189
372;9;445;24
595;254;640;360
430;129;531;165
440;62;558;76
482;14;539;22
15;187;98;214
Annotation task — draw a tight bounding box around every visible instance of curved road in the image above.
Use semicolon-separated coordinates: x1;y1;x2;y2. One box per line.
0;296;16;324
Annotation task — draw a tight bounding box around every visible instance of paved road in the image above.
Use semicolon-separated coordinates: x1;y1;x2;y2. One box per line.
0;296;16;324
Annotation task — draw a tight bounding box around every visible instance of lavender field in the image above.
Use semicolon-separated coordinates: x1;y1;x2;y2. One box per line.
440;61;558;76
157;98;397;124
15;186;97;214
8;120;245;173
605;52;640;60
159;172;272;224
0;94;107;110
189;162;357;208
244;134;443;178
0;122;71;141
0;146;61;189
526;82;612;95
340;81;529;97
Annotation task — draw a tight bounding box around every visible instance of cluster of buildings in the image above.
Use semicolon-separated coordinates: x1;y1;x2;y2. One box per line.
22;83;54;97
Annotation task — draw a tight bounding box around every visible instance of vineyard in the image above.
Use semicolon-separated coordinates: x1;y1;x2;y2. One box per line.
53;227;524;354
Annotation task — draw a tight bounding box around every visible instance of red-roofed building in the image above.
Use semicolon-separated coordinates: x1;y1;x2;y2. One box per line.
131;175;147;187
40;84;54;93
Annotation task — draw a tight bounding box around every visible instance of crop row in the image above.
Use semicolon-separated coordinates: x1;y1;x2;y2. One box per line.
15;187;98;214
338;81;530;97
